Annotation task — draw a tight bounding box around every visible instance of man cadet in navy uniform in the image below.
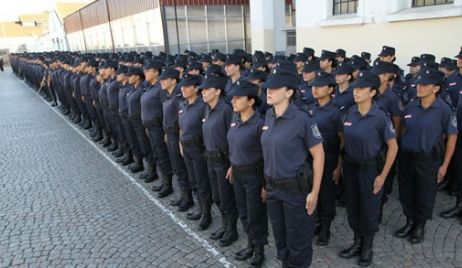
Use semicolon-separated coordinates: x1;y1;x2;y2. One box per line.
319;50;337;74
440;47;462;221
395;68;458;242
226;80;268;266
141;60;174;197
261;61;325;268
159;68;194;211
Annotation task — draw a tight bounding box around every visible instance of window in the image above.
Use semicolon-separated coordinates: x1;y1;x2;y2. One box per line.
412;0;454;7
333;0;358;15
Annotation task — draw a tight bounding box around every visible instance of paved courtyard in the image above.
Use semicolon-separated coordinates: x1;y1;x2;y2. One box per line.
0;68;461;267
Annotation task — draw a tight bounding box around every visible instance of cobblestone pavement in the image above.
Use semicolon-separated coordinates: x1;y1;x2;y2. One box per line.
1;68;462;268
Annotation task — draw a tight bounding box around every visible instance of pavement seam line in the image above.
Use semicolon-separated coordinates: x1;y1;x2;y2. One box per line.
17;77;234;268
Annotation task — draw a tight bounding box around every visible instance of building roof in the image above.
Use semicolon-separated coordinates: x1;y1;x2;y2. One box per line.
0;21;47;37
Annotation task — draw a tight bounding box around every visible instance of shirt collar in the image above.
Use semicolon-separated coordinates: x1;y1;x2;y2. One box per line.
270;103;297;119
354;103;380;117
210;98;225;111
417;97;442;109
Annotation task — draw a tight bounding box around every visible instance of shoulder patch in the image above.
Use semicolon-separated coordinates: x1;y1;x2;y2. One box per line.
311;124;322;139
451;116;458;129
388;121;396;134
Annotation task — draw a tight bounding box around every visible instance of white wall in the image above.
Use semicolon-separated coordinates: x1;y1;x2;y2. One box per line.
295;0;462;69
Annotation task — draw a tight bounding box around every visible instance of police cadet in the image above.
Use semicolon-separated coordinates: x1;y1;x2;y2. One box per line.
361;52;371;65
141;60;174;197
247;69;270;116
178;74;213;229
293;53;308;79
100;61;117;150
79;59;92;129
336;49;347;64
159;68;194;212
127;66;158;180
201;71;239;247
211;52;226;67
332;63;355;114
440;48;462;219
224;54;243;103
185;61;203;76
108;64;127;159
339;71;398;267
117;65;143;170
85;60;102;142
307;71;343;247
298;60;320;107
319;50;337;74
226;80;268;266
403;56;421;104
396;68;458;243
260;61;324;268
378;46;396;63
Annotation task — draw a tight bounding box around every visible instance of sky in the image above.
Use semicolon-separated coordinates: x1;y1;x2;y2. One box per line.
0;0;93;21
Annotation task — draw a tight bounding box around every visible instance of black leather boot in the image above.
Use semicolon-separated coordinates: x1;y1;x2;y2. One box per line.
394;217;414;238
120;151;134;166
158;175;173;198
339;233;362;259
441;196;462;219
128;156;143;172
358;235;374;267
112;146;124;157
186;198;202;221
250;245;265;267
210;213;227;240
219;216;238;247
178;190;194;212
409;219;426;244
317;221;331;246
234;238;254;261
141;159;158;182
107;140;118;152
170;192;183;207
198;203;212;230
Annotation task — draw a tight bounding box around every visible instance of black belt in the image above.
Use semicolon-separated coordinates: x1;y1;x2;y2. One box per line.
232;162;263;176
344;156;378;167
119;111;128;118
401;151;433;161
143;117;162;128
164;126;179;135
265;174;310;193
181;137;203;149
205;150;228;164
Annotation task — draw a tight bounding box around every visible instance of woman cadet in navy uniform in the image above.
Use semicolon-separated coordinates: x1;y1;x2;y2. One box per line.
307;71;343;247
201;72;240;247
226;80;268;267
260;61;325;268
159;68;194;212
395;69;458;243
371;61;404;222
339;71;398;267
178;74;213;230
